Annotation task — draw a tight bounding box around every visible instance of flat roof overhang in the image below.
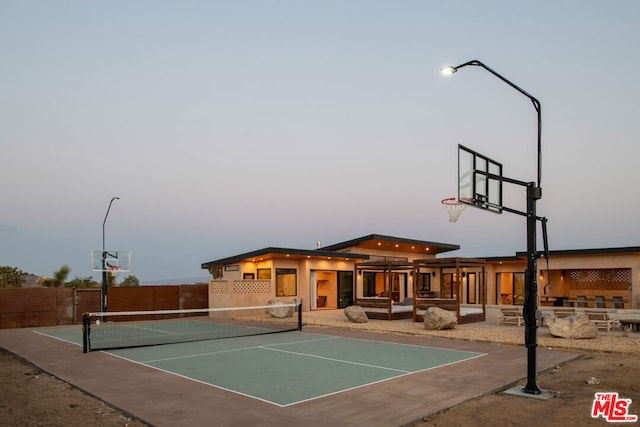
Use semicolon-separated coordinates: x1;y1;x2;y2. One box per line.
517;246;640;258
320;234;460;256
202;247;369;270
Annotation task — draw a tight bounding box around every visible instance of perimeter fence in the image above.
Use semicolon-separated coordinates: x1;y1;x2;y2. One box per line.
0;284;208;329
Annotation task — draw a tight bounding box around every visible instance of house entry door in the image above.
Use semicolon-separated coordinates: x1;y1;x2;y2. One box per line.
337;271;353;309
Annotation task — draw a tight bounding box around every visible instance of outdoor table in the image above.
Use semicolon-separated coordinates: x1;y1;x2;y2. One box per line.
607;313;640;335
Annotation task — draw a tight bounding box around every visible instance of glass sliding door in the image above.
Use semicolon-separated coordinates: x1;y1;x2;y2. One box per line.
337;271;353;308
363;272;376;297
496;272;525;305
466;273;477;304
443;274;459;299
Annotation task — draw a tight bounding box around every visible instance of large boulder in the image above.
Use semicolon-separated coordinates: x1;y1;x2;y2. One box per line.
547;313;598;339
265;299;294;318
423;307;457;330
344;305;368;323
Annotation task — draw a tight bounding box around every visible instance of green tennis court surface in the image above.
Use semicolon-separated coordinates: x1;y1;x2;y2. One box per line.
39;329;485;407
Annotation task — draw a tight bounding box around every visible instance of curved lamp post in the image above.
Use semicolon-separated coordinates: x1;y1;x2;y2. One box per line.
441;60;543;395
101;196;119;314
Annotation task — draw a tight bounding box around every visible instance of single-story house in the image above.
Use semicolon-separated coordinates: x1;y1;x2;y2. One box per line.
201;234;640;317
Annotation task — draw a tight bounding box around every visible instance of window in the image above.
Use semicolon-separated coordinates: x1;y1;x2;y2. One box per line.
466;273;476;304
513;273;525;305
496;272;525;305
363;272;376;297
257;269;271;280
442;274;458;299
416;273;431;297
276;268;297;296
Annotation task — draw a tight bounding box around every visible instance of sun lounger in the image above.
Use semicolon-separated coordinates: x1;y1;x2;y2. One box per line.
355;297;413;320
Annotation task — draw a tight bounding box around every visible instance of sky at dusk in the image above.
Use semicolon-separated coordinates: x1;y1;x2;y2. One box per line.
1;1;639;283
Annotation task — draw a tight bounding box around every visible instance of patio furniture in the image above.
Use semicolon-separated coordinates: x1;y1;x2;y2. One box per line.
553;308;576;318
355;296;413;320
585;311;620;332
620;319;640;333
496;307;524;327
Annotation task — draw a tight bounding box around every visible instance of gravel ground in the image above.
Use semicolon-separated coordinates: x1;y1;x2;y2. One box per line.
304;311;640;355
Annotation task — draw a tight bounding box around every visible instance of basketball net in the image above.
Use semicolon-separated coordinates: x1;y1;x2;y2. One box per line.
442;198;466;223
107;265;121;277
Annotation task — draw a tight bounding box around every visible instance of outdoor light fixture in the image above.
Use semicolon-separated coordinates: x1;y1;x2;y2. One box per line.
440;65;457;76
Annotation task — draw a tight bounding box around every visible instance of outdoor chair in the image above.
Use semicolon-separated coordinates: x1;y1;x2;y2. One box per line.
585;311;620;332
552;308;576;318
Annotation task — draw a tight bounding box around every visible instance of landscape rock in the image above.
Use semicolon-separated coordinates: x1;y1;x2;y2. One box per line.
587;377;601;385
547;313;598;339
344;305;368;323
423;307;457;330
265;299;294;318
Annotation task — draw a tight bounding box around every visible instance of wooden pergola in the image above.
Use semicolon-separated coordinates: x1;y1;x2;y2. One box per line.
354;261;413;302
412;257;486;324
353;257;487;323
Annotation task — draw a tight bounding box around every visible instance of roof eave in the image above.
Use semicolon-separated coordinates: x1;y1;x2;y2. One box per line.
201;247;369;269
319;233;460;253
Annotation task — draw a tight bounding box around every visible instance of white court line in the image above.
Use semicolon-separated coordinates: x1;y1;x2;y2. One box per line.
260;346;410;374
140;335;338;364
33;330;81;347
119;324;179;335
102;333;486;407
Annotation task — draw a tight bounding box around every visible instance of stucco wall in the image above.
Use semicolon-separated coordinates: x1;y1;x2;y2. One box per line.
485;253;639;308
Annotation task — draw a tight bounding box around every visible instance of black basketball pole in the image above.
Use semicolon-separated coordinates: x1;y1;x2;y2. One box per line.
524;182;542;394
442;60;543;394
101;196;119;316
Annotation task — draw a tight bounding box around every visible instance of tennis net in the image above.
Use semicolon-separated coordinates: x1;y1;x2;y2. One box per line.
82;302;302;353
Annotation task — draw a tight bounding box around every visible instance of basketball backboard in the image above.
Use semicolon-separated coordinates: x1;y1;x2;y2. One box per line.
91;249;131;273
458;144;503;213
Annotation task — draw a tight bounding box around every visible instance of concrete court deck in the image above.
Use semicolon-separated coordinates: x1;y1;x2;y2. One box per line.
0;319;580;427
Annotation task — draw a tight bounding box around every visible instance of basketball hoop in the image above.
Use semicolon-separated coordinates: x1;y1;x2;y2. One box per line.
442;197;467;223
107;265;121;276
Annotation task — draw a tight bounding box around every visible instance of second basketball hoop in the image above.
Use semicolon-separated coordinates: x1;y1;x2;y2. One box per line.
442;197;467;223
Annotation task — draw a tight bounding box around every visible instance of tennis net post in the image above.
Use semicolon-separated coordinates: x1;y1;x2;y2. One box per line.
82;313;90;353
